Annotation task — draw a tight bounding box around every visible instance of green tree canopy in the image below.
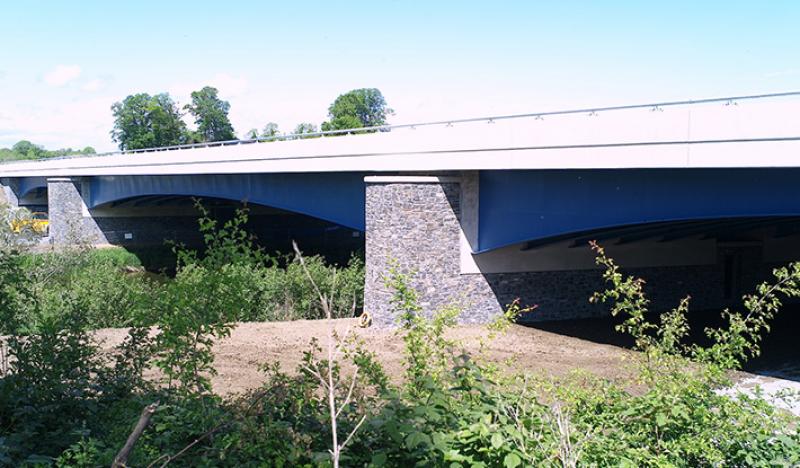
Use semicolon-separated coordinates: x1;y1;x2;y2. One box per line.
184;86;236;142
320;88;393;132
0;141;94;162
293;122;319;139
11;141;44;159
261;122;280;139
246;123;280;140
111;93;188;151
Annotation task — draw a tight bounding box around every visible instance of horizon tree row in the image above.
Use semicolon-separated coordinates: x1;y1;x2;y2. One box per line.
110;87;393;151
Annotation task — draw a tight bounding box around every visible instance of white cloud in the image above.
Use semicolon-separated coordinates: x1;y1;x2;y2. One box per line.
43;65;82;87
0;96;118;152
81;78;103;92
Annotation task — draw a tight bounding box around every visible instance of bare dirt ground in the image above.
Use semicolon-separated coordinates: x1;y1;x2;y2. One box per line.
94;319;636;396
93;318;800;416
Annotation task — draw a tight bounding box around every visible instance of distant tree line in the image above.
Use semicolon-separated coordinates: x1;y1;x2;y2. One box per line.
110;87;394;151
0;140;96;162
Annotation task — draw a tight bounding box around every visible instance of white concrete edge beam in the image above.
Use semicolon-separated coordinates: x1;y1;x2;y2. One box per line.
363;175;461;183
3;140;800;177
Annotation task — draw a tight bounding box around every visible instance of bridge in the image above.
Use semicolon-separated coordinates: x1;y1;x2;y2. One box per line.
3;92;800;325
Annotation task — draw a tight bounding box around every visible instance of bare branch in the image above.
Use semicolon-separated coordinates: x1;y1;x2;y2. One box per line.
301;363;330;390
148;390;269;467
292;240;366;468
113;402;158;468
336;367;360;419
339;414;367;453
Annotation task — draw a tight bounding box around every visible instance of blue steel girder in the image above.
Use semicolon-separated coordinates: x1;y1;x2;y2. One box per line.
477;169;800;253
88;173;366;230
16;176;48;198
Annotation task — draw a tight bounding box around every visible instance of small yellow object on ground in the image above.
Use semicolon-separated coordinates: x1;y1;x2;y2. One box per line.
358;311;372;328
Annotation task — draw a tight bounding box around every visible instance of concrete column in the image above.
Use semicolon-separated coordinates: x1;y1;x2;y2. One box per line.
0;178;19;208
364;174;501;327
47;177;106;245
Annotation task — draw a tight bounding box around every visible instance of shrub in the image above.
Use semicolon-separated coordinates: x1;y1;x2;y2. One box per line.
17;246;157;332
168;201;364;323
0;295;152;464
0;203;36;335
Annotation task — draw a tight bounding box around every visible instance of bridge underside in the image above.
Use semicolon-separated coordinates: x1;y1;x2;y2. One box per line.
477;168;800;252
5;168;800;325
364;170;800;325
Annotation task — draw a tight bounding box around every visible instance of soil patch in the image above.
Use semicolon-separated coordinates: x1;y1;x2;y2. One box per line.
94;319;635;395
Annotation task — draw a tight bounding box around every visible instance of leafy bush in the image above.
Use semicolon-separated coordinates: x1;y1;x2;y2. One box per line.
0;204;36;334
15;246;156;332
569;242;800;466
7;202;364;334
170;202;364;323
0;292;156;465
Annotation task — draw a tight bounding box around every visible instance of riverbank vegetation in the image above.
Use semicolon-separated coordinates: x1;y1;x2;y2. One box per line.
0;202;364;335
1;202;799;466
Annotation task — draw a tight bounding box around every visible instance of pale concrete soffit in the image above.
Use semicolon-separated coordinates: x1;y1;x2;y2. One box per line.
364;175;461;184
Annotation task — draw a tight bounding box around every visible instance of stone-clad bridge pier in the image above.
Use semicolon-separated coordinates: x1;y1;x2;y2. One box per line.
3;93;800;325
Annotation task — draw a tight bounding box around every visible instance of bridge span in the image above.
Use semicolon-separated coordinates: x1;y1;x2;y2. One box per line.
3;92;800;325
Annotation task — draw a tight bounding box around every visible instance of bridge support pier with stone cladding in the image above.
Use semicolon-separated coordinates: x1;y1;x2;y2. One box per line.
364;174;505;327
46;177;107;245
0;178;19;208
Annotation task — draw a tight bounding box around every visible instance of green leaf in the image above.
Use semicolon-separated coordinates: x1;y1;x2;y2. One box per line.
405;431;431;450
503;453;522;468
371;452;387;466
491;433;504;449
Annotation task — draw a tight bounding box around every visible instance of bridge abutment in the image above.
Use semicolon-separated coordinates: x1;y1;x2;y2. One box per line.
47;178;107;245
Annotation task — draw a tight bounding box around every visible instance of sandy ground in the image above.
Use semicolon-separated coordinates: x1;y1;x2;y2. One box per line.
94;319;635;395
93;319;800;415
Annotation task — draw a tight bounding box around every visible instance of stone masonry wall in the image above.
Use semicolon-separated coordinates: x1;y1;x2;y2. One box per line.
365;175;753;327
0;179;19;207
365;178;501;327
47;178;107;245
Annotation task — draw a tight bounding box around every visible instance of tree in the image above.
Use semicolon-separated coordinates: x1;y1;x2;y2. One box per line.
245;128;259;140
11;141;44;159
261;122;280;139
293;122;319;139
320;88;393;132
184;86;236;143
111;93;188;151
1;142;97;161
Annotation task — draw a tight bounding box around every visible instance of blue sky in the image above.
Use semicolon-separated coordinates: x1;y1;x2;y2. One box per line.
1;1;798;152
